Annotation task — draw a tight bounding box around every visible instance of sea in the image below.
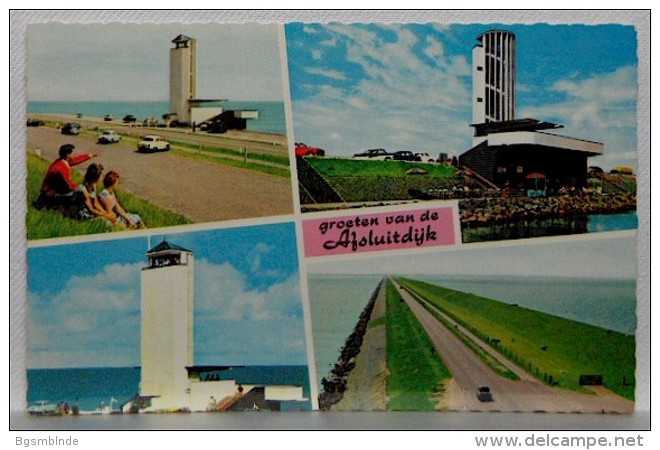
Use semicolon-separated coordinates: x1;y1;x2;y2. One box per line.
27;101;286;135
463;211;638;243
307;274;637;390
27;365;311;412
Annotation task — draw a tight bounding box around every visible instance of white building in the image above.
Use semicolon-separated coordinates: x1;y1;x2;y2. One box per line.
169;35;197;125
472;29;516;128
140;241;195;411
461;30;603;190
127;240;307;413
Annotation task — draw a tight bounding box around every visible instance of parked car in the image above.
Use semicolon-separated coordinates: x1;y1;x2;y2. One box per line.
137;135;170;152
414;152;435;163
28;400;59;415
27;118;44;127
206;121;228;134
122;114;137;123
61;123;81;135
104;114;115;121
393;150;416;161
97;130;121;144
353;148;393;160
477;386;494;402
295;142;325;157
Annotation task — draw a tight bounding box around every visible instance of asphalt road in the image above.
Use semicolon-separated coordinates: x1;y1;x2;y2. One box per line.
27;126;294;224
390;279;634;413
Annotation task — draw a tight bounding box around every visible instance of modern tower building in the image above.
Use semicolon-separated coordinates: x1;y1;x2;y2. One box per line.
169;35;197;125
167;34;258;129
140;241;195;411
126;240;307;413
460;30;603;190
472;30;516;126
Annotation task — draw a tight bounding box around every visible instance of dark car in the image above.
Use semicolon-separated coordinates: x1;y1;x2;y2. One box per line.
122;115;137;123
477;386;494;402
207;121;228;134
27;118;44;127
295;142;325;157
393;150;416;161
61;123;81;135
353;148;393;160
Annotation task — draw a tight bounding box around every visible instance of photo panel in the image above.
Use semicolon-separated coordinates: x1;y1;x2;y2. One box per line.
26;222;313;414
287;23;638;245
305;233;637;413
26;23;293;242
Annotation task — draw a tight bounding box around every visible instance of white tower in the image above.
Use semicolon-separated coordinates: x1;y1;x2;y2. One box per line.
140;241;195;411
170;35;197;124
472;30;516;126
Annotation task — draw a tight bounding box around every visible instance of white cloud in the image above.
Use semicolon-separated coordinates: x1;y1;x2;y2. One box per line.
304;67;347;81
28;259;305;368
293;24;472;157
519;65;638;170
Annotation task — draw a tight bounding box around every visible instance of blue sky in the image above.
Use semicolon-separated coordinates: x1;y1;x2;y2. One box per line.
286;23;638;171
27;23;284;102
27;223;307;369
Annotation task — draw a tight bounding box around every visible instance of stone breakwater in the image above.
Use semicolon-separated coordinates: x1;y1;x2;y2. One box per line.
459;193;636;227
318;280;382;411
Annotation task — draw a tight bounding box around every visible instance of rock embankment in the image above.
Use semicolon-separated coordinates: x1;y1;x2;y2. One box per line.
318;280;383;411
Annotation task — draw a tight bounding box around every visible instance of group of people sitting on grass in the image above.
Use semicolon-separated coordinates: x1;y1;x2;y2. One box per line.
34;143;145;229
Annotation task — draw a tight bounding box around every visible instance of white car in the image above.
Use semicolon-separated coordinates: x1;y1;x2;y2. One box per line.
138;135;170;153
414;152;435;163
97;130;121;144
28;400;59;415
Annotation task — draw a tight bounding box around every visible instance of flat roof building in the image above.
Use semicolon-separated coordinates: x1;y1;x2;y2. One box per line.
460;30;603;191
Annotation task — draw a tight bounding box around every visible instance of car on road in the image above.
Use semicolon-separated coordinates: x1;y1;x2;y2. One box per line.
97;130;121;144
393;150;416;161
27;118;44;127
206;121;228;134
104;114;115;121
477;386;494;402
123;114;137;123
295;142;325;157
414;152;435;163
137;135;170;153
61;123;81;135
353;148;394;160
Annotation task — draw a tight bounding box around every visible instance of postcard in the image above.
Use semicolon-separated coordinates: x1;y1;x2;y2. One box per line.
18;16;645;421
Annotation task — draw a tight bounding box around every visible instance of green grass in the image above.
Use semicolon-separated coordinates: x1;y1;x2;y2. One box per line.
308;158;457;178
170;149;290;178
386;280;451;411
398;278;636;400
26;153;191;240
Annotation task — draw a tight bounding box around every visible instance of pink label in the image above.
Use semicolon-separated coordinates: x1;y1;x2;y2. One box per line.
303;206;457;257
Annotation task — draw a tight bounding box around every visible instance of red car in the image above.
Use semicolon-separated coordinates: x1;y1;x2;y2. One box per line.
295;142;325;157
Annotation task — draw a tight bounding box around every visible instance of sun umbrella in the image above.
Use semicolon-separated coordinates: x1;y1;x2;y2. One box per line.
525;172;545;191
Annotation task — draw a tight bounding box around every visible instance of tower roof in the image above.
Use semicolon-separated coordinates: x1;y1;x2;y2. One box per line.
172;34;194;44
147;240;192;255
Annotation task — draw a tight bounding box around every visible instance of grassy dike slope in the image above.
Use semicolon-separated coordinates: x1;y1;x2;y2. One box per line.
27;153;191;240
386;280;451;410
305;158;458;202
398;278;635;400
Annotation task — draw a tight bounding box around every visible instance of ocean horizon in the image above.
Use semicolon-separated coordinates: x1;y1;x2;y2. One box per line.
308;274;637;392
27;365;311;413
28;100;286;135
